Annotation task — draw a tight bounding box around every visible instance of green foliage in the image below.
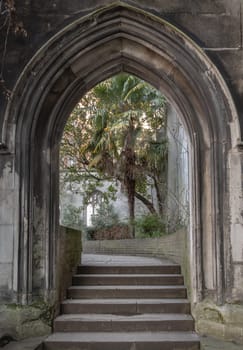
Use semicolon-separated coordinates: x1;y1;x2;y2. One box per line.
83;181;117;206
135;214;166;238
60;73;168;234
86;203;120;240
91;203;119;229
61;204;83;230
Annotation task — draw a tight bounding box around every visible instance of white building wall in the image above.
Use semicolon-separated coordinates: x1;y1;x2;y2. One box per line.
60;179;151;228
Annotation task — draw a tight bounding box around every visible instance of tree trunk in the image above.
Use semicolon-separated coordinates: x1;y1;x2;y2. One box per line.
153;174;164;216
124;123;136;238
134;191;157;215
127;177;135;238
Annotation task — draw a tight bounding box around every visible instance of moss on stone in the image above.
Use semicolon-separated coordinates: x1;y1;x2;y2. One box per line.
203;307;225;324
1;301;53;340
193;300;243;343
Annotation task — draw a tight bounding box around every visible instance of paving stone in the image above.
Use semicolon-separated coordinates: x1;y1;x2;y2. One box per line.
2;336;44;350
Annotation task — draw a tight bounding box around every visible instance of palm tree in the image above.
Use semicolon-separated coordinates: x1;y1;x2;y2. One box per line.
79;74;167;237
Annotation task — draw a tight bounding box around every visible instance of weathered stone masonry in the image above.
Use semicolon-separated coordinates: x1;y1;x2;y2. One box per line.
0;0;243;342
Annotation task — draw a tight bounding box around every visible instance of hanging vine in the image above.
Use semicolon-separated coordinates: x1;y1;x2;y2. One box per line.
0;0;27;99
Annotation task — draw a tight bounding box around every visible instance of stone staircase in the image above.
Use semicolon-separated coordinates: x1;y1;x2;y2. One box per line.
43;256;200;349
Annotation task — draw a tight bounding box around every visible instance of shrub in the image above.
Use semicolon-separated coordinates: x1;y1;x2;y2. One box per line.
91;203;119;229
135;214;166;238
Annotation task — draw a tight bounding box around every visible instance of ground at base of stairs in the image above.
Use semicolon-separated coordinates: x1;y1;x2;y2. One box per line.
1;336;243;350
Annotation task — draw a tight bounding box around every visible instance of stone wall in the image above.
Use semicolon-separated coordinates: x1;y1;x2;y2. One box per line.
84;229;185;260
0;226;82;341
193;300;243;344
1;0;243;120
0;155;16;302
57;226;82;303
0;0;243;344
0;0;241;303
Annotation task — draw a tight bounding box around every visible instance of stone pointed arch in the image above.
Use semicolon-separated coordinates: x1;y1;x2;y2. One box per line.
3;3;241;304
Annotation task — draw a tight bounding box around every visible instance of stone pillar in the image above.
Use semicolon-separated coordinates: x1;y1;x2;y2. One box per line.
0;153;16;302
229;147;243;301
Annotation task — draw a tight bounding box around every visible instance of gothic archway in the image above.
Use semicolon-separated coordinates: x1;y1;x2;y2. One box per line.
3;4;241;304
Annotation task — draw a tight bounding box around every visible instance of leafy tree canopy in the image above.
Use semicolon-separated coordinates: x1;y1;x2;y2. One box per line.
60;74;168;237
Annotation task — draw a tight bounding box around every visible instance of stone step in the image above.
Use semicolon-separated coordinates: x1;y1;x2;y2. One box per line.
72;274;184;286
54;313;194;332
43;331;200;350
67;285;187;299
77;265;181;275
61;298;191;314
44;256;199;349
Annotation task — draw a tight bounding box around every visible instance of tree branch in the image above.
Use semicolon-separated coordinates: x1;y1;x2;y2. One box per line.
135;191;157;215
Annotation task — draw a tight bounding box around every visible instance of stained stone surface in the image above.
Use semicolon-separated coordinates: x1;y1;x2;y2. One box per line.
0;0;243;345
2;335;243;350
